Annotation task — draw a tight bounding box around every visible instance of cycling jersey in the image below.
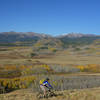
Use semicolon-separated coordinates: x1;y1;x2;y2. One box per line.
42;80;53;88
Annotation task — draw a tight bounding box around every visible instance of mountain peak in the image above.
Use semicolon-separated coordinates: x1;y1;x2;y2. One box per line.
60;33;97;38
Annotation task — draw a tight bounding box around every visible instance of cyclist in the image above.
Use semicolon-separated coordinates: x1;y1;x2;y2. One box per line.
39;78;53;97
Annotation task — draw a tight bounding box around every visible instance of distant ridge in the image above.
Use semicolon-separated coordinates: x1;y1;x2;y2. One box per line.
0;31;100;47
0;31;51;43
59;32;98;38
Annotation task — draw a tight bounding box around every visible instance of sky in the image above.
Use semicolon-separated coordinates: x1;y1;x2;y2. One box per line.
0;0;100;36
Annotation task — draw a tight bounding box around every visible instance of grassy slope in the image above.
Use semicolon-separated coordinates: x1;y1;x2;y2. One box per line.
1;87;100;100
34;49;100;65
0;46;100;66
0;40;100;100
0;39;100;65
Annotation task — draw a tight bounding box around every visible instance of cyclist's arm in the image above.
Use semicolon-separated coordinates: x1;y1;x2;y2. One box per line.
47;81;53;89
43;81;53;89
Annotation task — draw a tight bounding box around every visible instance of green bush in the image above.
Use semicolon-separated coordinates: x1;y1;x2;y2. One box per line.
30;52;37;57
74;47;81;51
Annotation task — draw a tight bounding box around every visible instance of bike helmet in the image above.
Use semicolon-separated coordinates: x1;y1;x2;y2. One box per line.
46;78;50;81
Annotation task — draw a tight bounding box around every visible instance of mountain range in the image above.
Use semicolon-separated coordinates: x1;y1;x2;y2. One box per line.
0;31;100;47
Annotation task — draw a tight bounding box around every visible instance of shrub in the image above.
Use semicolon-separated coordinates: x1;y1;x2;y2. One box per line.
74;47;81;51
21;64;51;75
30;52;37;57
76;64;100;72
50;64;80;73
0;76;36;93
49;48;57;53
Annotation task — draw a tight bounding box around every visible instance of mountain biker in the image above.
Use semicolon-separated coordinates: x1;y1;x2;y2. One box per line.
39;78;53;97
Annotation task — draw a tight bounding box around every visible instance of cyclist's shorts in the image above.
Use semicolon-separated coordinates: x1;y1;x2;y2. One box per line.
40;85;46;92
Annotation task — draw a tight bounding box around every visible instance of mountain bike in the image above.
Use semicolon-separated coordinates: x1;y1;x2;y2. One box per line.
36;88;57;99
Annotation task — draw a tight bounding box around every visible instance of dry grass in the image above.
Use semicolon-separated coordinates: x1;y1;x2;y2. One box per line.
34;49;100;65
0;45;100;65
0;45;100;100
0;87;100;100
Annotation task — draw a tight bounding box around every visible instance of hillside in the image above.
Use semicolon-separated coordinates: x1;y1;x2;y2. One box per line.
0;31;51;43
58;33;100;48
0;32;100;58
0;32;100;100
1;87;100;100
0;32;100;48
0;31;51;46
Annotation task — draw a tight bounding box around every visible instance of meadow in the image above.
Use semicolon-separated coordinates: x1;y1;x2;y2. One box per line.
0;43;100;100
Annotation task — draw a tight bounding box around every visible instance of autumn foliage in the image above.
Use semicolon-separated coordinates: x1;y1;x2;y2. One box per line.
0;76;35;91
77;64;100;72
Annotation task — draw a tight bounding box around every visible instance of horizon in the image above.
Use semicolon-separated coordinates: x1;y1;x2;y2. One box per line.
0;31;99;36
0;0;100;36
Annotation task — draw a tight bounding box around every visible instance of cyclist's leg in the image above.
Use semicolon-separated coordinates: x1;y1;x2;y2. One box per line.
40;85;46;97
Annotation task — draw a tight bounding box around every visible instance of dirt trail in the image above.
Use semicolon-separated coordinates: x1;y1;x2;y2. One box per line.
0;87;100;100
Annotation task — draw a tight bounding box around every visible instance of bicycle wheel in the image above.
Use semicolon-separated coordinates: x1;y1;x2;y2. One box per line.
49;91;57;97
